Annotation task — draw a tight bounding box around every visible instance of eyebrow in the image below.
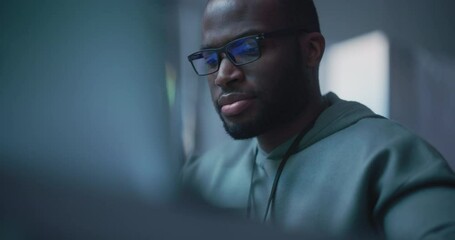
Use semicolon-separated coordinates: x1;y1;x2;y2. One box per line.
200;29;263;50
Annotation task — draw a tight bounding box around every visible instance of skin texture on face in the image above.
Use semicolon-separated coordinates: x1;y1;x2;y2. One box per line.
203;0;325;152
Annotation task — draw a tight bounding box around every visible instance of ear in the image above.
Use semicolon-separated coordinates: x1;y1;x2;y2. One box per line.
300;32;325;67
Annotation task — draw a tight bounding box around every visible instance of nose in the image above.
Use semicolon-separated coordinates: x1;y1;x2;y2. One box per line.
213;57;243;88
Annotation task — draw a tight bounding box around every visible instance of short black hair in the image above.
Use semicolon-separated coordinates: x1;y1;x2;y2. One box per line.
278;0;321;32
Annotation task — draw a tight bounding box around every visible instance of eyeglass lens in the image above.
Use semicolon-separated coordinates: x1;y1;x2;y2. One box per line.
191;37;261;75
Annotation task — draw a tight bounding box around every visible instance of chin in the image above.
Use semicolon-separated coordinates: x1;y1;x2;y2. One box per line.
225;127;257;140
222;118;266;140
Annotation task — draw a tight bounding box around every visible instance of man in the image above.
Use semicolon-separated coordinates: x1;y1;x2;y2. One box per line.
183;0;455;239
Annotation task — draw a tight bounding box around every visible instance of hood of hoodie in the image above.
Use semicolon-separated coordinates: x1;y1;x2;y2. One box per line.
301;92;384;149
266;92;384;160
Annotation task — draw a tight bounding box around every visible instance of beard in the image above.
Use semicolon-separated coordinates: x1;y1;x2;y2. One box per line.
218;64;310;140
219;89;308;139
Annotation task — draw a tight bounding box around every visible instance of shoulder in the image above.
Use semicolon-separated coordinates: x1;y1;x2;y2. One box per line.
349;119;455;235
344;117;442;155
338;117;451;180
307;116;455;238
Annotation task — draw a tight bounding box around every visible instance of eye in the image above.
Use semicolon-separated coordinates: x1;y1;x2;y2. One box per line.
203;52;218;67
228;38;259;60
226;37;260;64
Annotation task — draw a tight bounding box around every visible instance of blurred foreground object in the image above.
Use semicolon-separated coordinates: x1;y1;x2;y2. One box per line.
0;1;300;239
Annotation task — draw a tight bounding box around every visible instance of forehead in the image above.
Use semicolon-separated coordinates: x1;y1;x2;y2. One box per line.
202;0;288;48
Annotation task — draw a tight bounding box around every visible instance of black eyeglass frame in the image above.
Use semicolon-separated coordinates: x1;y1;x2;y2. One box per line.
187;28;308;76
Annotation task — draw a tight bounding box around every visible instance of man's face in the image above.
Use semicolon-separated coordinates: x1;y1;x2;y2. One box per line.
202;0;310;139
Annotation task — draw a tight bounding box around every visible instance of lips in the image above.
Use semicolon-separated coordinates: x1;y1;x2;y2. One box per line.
217;92;256;117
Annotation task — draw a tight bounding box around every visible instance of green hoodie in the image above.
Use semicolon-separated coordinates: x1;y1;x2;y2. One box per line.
183;93;455;239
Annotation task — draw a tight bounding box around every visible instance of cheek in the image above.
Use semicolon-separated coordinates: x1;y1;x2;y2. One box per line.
253;56;302;100
253;48;294;80
251;59;289;91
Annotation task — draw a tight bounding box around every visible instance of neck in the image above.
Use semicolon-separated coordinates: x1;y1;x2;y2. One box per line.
257;98;326;153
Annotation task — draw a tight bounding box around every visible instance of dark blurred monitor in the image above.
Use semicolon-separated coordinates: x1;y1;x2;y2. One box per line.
0;1;299;239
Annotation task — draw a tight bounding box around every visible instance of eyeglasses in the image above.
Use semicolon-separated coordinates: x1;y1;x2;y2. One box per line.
187;28;307;76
